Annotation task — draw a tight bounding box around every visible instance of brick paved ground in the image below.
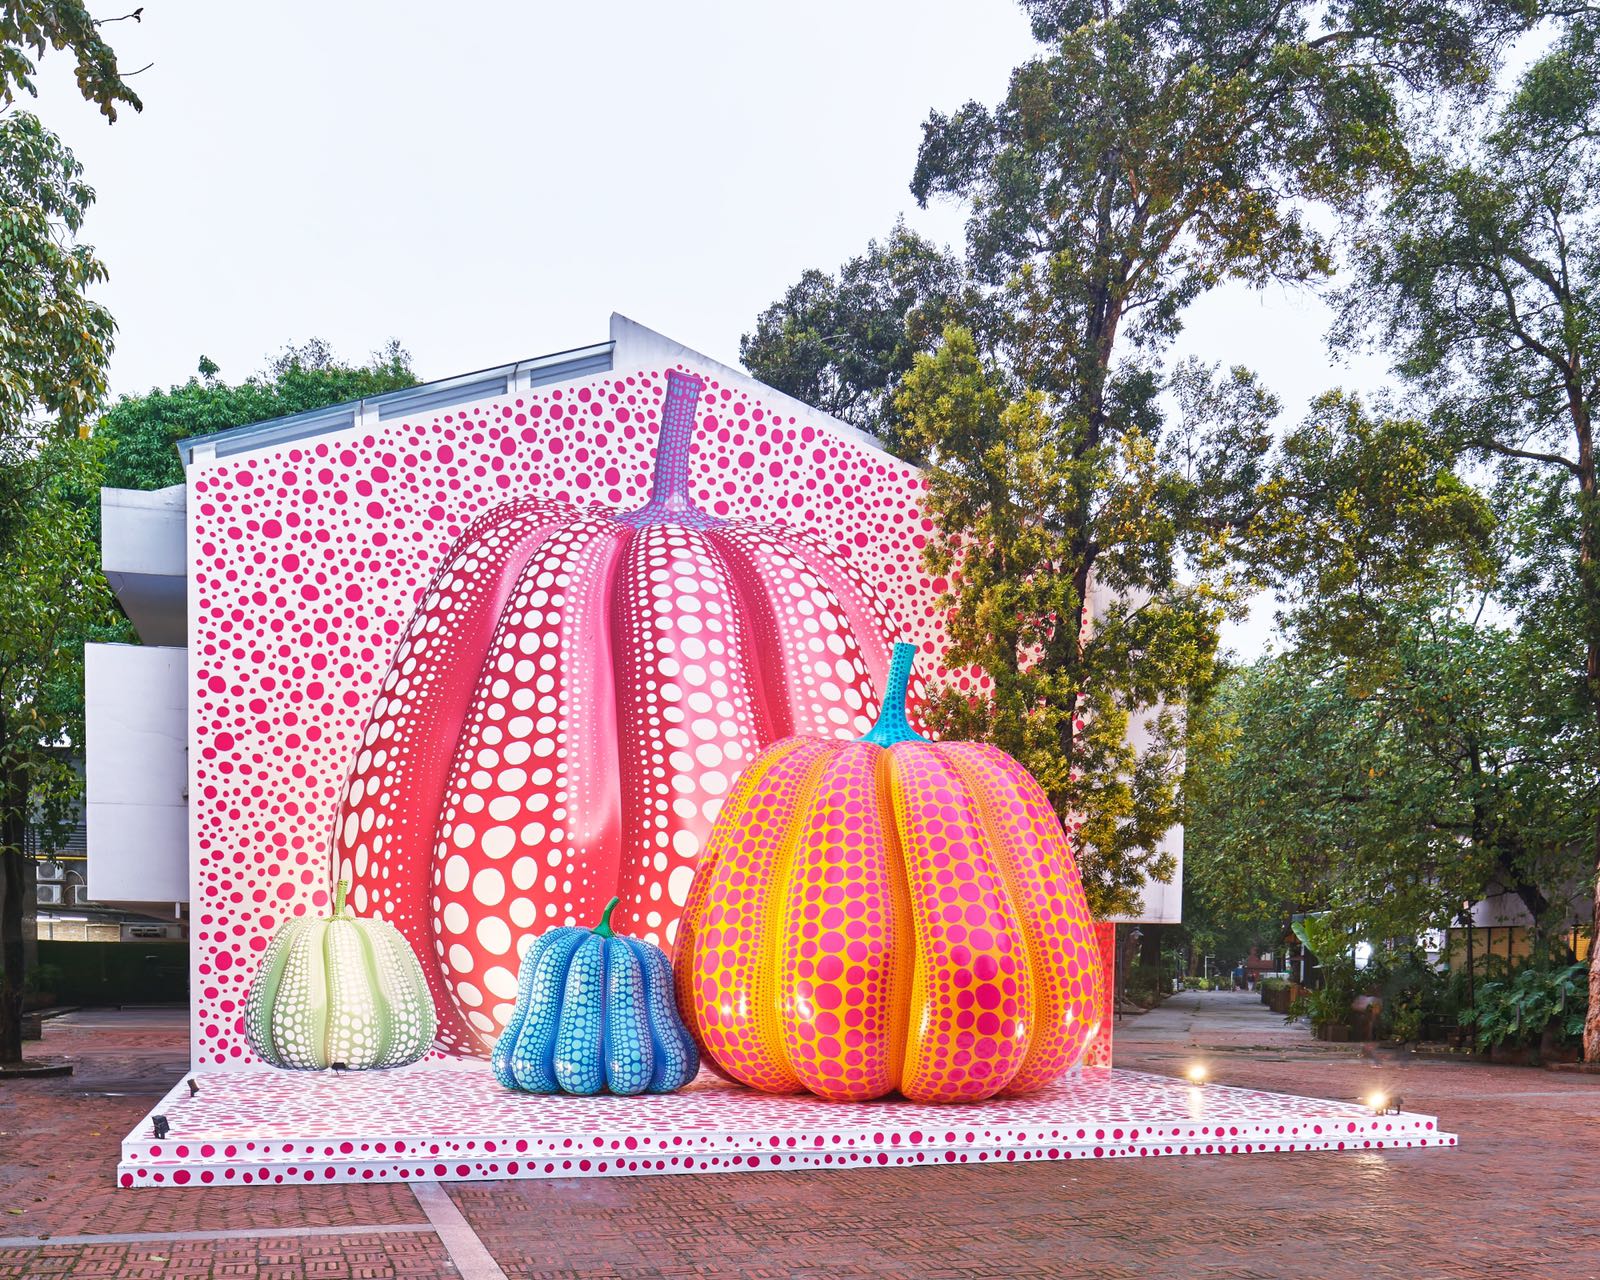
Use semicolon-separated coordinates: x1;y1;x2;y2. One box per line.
2;996;1596;1279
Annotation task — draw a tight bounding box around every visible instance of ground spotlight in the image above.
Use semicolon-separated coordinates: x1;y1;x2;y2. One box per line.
151;1115;170;1139
1366;1092;1401;1116
1186;1063;1208;1086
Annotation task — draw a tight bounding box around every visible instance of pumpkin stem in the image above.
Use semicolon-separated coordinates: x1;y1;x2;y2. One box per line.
858;641;928;747
333;879;349;917
618;370;720;530
592;896;622;938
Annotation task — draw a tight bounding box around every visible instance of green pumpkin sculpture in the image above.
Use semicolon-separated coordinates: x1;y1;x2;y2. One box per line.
244;880;435;1069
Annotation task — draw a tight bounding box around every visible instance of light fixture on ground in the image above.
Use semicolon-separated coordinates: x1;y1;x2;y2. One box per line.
1186;1064;1208;1086
1366;1092;1401;1116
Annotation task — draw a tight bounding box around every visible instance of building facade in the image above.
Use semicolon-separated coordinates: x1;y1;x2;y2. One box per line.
87;316;1179;1069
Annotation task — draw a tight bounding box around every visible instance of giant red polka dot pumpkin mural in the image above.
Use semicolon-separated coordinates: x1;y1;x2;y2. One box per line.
675;642;1104;1103
332;371;911;1051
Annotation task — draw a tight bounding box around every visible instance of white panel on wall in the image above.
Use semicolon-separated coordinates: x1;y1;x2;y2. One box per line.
86;642;189;905
102;484;188;646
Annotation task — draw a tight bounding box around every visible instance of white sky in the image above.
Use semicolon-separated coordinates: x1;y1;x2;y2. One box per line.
29;0;1397;656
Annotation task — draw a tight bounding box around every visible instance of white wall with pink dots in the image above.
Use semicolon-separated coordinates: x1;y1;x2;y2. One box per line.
185;325;981;1069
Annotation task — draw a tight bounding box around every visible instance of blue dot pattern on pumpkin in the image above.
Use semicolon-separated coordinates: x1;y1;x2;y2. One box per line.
492;897;699;1095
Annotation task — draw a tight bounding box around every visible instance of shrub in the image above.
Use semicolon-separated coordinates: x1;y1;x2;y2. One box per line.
1461;963;1588;1051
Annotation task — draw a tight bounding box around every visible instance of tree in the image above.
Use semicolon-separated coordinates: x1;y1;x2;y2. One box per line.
1;1;142;121
749;0;1515;915
96;340;418;492
0;112;116;1063
0;0;139;1064
741;222;985;454
0;438;114;1060
1342;14;1600;1058
1187;593;1595;954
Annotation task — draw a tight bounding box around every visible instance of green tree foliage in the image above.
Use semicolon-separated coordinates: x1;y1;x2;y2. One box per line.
1254;390;1495;658
740;222;986;454
893;330;1264;913
749;0;1517;916
97;339;418;492
0;1;140;1063
1341;14;1600;1058
1188;594;1595;952
0;436;114;940
0;111;113;465
0;1;142;120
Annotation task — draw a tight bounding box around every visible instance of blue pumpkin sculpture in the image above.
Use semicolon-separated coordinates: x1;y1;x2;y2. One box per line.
492;896;699;1095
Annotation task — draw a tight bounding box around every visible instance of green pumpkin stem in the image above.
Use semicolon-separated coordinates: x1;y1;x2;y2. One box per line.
333;879;349;917
592;895;621;938
858;641;928;747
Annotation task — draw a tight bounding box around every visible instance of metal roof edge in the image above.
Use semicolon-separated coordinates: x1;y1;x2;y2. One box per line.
175;340;616;467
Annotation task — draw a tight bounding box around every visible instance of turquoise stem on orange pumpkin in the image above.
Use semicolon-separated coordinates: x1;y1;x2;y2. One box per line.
592;895;621;938
858;641;928;747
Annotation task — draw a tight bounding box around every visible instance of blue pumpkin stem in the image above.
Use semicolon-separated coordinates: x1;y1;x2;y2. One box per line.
592;896;621;938
858;641;928;747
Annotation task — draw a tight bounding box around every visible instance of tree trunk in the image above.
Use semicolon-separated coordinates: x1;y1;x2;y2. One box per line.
1586;799;1600;1063
0;771;27;1065
1574;394;1600;1063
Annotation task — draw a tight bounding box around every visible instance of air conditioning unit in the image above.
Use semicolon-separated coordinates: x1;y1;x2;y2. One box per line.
69;884;93;905
37;861;64;883
35;884;63;905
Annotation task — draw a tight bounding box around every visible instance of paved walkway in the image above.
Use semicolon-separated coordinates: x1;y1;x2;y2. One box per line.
2;996;1596;1278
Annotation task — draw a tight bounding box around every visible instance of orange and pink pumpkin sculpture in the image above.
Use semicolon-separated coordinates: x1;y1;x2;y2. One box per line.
676;642;1105;1103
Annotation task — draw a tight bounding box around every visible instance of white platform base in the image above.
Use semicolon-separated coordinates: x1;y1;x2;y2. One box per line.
118;1062;1456;1187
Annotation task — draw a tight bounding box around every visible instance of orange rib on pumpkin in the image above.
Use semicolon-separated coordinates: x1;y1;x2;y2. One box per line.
675;642;1105;1103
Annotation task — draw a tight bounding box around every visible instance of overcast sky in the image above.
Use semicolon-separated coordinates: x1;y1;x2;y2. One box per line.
31;0;1397;655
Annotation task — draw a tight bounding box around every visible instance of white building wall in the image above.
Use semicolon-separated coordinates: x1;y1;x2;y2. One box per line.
102;484;187;646
85;643;188;907
1087;578;1184;926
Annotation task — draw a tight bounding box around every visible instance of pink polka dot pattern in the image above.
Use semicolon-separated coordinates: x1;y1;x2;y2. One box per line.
938;742;1101;1091
189;364;956;1068
328;371;921;1054
680;734;1104;1104
892;743;1032;1102
674;737;832;1093
1084;922;1118;1068
114;1060;1459;1188
777;741;911;1101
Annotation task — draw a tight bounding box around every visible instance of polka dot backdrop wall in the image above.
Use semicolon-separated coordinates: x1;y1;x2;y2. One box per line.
189;366;975;1068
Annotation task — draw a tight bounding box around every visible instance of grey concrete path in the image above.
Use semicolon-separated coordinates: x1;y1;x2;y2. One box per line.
1116;987;1310;1049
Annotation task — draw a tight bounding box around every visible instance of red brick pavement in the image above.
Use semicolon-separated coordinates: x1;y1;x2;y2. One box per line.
3;1001;1597;1279
0;1233;451;1280
0;1013;426;1241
